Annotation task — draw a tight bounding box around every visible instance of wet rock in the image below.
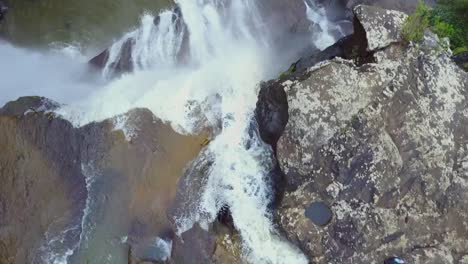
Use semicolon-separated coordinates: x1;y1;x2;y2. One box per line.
290;12;374;73
273;5;468;263
128;237;172;264
453;51;468;71
171;224;216;264
255;80;289;148
0;99;206;263
168;148;214;232
0;96;59;116
305;202;333;226
384;257;406;264
89;38;135;75
0;97;86;263
89;6;187;76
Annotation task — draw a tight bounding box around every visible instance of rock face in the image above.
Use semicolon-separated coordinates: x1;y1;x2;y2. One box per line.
272;5;468;264
0;98;206;264
0;97;86;264
453;51;468;71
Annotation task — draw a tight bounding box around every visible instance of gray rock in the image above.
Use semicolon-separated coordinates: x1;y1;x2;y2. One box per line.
354;5;407;51
273;5;468;263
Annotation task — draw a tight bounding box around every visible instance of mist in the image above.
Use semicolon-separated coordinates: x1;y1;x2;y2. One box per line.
0;42;103;107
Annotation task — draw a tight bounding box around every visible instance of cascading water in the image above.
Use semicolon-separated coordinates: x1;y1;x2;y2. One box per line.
55;0;341;263
304;0;343;50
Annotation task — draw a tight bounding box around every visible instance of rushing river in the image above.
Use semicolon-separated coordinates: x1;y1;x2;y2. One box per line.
1;0;341;263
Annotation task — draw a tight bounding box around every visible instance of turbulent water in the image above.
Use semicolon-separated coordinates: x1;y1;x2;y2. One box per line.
1;0;340;263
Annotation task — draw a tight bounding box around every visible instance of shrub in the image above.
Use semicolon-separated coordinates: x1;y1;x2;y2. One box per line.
432;0;468;51
432;16;455;39
401;1;431;42
453;46;468;55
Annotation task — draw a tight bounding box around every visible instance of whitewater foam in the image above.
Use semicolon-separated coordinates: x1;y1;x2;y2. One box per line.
304;0;341;50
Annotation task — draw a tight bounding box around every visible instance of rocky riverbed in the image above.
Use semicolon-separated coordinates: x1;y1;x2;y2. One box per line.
1;1;467;264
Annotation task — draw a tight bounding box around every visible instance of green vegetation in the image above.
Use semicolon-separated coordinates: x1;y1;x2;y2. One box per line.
402;0;468;53
432;0;468;53
278;63;297;79
402;1;431;42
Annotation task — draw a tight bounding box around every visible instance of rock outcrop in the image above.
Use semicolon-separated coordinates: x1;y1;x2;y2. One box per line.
0;98;206;264
0;97;86;264
263;4;468;264
453;51;468;72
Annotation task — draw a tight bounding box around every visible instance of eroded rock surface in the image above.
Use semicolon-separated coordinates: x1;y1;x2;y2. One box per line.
0;98;206;264
272;5;468;264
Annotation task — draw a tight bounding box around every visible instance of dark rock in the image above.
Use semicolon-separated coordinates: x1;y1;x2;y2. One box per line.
171;224;216;264
0;1;7;22
304;202;333;226
453;51;468;71
89;6;187;76
255;80;289;148
89;38;135;75
384;257;406;264
0;96;60;116
290;13;374;74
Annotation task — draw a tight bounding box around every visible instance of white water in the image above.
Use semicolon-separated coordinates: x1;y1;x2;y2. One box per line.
50;0;342;263
304;0;342;50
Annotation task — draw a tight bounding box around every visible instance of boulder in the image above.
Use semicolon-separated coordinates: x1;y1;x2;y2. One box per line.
89;6;187;76
272;5;468;263
0;97;86;263
453;51;468;71
0;99;207;263
171;224;216;264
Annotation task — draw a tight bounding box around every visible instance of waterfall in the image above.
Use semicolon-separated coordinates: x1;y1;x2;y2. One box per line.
304;0;341;50
55;0;341;263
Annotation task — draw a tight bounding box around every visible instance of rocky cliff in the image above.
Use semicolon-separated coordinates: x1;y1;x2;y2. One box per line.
262;4;468;264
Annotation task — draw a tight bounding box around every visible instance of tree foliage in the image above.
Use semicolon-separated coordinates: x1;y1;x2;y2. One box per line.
401;1;431;42
402;0;468;53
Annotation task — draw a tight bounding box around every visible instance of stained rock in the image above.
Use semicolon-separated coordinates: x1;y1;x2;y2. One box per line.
272;4;468;263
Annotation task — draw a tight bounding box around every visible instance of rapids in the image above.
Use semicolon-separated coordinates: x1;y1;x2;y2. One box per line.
1;0;341;263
